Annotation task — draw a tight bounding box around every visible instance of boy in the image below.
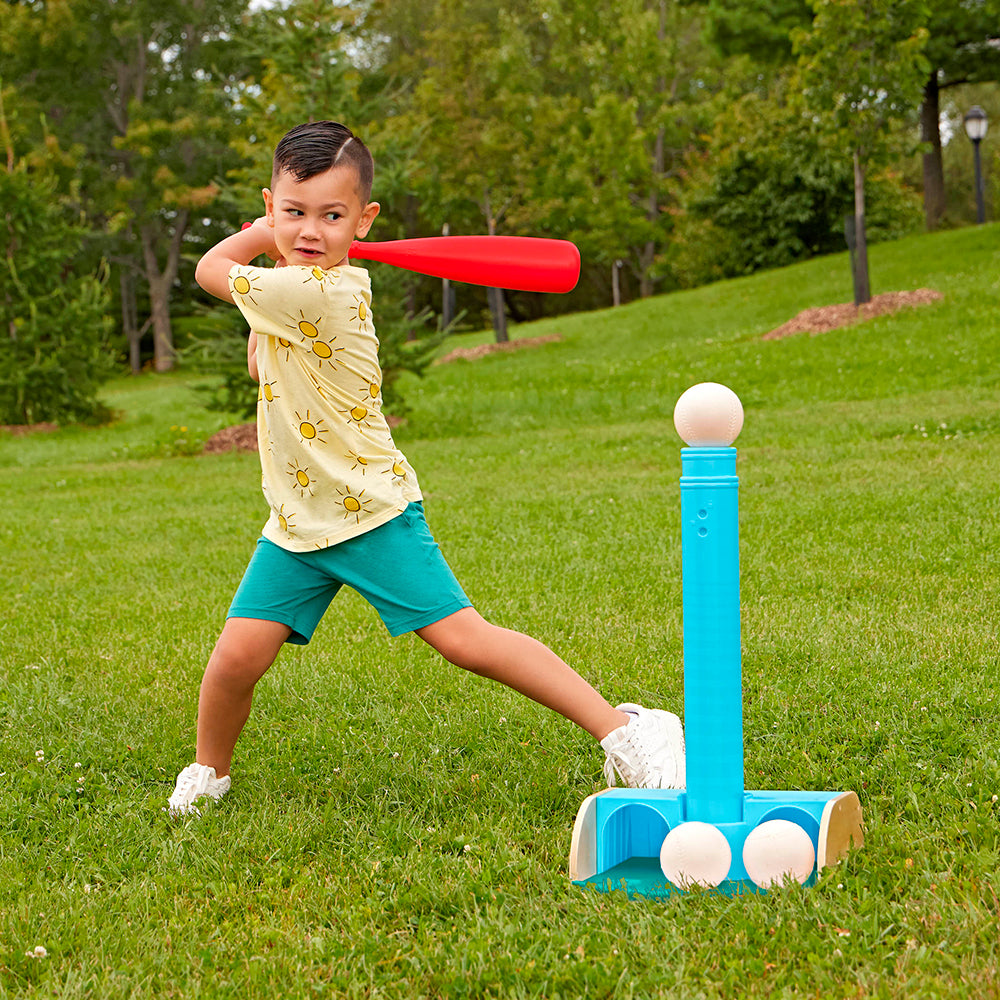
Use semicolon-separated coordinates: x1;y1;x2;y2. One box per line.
169;121;684;816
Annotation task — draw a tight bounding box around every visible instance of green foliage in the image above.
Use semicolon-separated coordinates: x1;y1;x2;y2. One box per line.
673;90;923;285
700;0;813;63
366;264;452;417
0;166;114;425
175;305;259;419
5;0;1000;368
793;0;930;163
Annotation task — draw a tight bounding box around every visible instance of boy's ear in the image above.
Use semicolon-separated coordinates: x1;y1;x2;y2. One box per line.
355;201;380;240
262;188;275;225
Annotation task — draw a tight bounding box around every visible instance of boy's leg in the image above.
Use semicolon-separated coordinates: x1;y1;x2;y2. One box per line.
416;607;685;789
415;607;628;740
195;616;292;777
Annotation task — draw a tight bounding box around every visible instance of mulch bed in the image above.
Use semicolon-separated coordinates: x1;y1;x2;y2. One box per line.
203;422;260;454
0;422;58;436
762;288;943;340
434;333;562;364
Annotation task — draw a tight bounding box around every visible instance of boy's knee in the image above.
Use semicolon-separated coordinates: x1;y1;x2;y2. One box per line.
427;615;499;671
206;623;282;687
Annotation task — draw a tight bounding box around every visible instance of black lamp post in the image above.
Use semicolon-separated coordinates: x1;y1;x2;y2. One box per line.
963;105;988;224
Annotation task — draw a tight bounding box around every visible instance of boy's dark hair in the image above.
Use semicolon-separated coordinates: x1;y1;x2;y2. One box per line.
272;121;374;202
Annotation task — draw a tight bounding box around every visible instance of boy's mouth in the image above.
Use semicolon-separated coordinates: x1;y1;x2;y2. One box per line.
294;247;324;258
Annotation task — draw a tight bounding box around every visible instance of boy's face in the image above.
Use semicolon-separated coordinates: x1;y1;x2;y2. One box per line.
262;165;380;270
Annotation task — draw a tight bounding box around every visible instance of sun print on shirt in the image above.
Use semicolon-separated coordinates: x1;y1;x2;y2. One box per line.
295;409;329;446
336;486;373;524
382;459;408;485
302;266;341;290
347;451;369;475
349;294;373;331
359;375;381;407
287;459;315;498
231;271;263;308
339;400;375;432
286;309;343;369
276;503;297;535
259;380;279;405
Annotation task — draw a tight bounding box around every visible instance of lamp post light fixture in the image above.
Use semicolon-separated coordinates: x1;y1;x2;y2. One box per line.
963;105;988;224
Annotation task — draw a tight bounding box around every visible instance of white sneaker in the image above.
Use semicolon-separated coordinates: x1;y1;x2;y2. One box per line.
601;703;686;789
168;763;231;817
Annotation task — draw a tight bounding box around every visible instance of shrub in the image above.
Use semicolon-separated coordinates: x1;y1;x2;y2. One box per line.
0;170;115;425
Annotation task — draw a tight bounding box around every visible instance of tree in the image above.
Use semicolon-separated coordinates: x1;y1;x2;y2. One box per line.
531;0;718;300
916;0;1000;228
699;0;1000;231
0;89;114;425
674;86;922;286
2;0;250;372
700;0;813;64
793;0;929;303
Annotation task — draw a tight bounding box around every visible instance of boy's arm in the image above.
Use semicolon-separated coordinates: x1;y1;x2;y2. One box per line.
195;218;279;303
247;333;259;383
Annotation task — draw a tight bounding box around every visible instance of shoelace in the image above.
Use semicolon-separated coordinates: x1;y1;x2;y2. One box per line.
603;736;650;786
169;767;210;815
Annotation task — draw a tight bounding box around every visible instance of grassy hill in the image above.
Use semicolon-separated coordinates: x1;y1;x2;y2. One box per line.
1;224;998;997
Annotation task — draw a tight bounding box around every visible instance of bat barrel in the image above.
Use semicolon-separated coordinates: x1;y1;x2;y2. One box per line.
348;236;580;293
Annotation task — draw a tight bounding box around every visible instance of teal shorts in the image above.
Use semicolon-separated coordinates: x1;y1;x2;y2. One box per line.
227;502;472;643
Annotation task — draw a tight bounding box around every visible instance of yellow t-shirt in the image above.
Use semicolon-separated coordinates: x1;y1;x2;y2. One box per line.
228;262;422;552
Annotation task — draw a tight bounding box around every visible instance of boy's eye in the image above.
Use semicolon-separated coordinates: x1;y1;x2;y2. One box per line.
286;208;304;217
325;211;342;221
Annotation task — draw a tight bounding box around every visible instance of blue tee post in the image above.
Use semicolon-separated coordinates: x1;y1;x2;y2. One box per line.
681;447;745;825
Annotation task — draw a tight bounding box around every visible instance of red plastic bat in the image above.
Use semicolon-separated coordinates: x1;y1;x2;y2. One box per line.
347;236;580;293
240;225;580;293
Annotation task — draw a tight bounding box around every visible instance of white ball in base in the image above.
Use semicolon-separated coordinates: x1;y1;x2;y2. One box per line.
673;382;744;447
659;821;732;889
742;819;816;889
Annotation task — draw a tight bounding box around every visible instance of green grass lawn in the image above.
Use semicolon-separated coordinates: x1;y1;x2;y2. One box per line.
1;224;999;998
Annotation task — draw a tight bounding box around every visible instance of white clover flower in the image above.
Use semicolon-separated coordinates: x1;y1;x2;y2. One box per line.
25;945;47;959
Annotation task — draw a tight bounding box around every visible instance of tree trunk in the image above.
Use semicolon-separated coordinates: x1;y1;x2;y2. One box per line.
140;210;189;373
483;191;508;343
120;268;143;374
852;150;871;306
920;70;946;230
487;287;508;343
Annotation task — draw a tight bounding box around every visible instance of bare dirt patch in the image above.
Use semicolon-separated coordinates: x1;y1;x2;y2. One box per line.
204;413;405;454
763;289;943;341
0;422;59;436
204;423;259;454
435;333;562;364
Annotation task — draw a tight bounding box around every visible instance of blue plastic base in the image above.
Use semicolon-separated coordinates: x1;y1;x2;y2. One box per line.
570;788;855;898
573;856;772;898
